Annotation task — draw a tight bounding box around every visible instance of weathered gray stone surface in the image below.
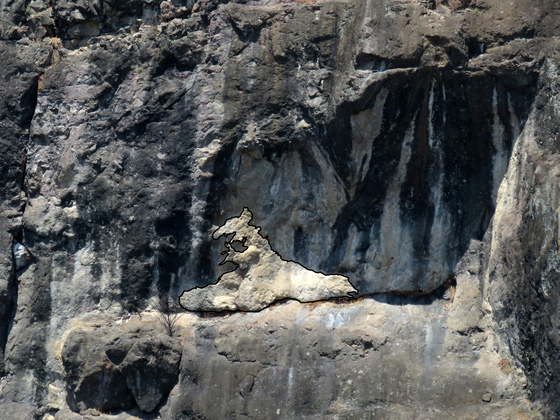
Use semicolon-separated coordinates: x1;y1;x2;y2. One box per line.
180;208;357;311
53;258;538;419
61;318;181;414
0;0;560;418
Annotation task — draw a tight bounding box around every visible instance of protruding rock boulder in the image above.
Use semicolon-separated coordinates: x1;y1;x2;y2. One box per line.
120;335;182;412
61;320;181;414
180;208;357;312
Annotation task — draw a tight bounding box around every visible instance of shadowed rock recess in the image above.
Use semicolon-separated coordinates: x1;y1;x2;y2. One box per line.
1;0;560;418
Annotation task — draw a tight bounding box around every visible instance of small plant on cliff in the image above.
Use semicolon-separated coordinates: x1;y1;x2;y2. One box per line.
155;294;182;336
498;359;512;374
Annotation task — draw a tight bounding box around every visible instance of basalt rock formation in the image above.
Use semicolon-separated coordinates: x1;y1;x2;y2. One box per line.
1;0;560;418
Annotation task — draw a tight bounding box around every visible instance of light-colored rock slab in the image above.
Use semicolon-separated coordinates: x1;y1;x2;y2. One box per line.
180;208;357;311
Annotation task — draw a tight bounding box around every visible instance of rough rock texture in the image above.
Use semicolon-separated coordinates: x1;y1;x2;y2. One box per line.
180;208;357;311
61;318;181;414
0;0;560;418
484;58;560;416
39;247;540;419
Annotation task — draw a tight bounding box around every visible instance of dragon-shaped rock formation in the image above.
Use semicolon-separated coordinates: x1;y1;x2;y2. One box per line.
180;208;357;311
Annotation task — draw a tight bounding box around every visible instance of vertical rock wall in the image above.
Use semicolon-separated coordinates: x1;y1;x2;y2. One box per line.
0;0;560;418
484;55;560;415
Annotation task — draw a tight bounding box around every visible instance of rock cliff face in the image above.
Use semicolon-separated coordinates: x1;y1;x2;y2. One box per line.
1;0;560;418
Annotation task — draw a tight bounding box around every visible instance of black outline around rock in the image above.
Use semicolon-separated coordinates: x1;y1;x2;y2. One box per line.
179;207;358;312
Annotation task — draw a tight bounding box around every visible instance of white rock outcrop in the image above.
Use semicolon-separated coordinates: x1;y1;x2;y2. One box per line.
180;208;358;311
12;243;31;270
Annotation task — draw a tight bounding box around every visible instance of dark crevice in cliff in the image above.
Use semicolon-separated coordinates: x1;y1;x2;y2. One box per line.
0;258;16;377
355;53;392;72
466;38;487;59
13;73;39;228
17;68;40;215
0;66;41;375
194;133;240;288
22;75;54;409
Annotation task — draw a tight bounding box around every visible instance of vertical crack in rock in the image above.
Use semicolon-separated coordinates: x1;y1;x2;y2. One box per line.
17;75;38;223
0;62;41;378
0;246;15;376
0;62;54;413
21;73;53;410
0;34;58;419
